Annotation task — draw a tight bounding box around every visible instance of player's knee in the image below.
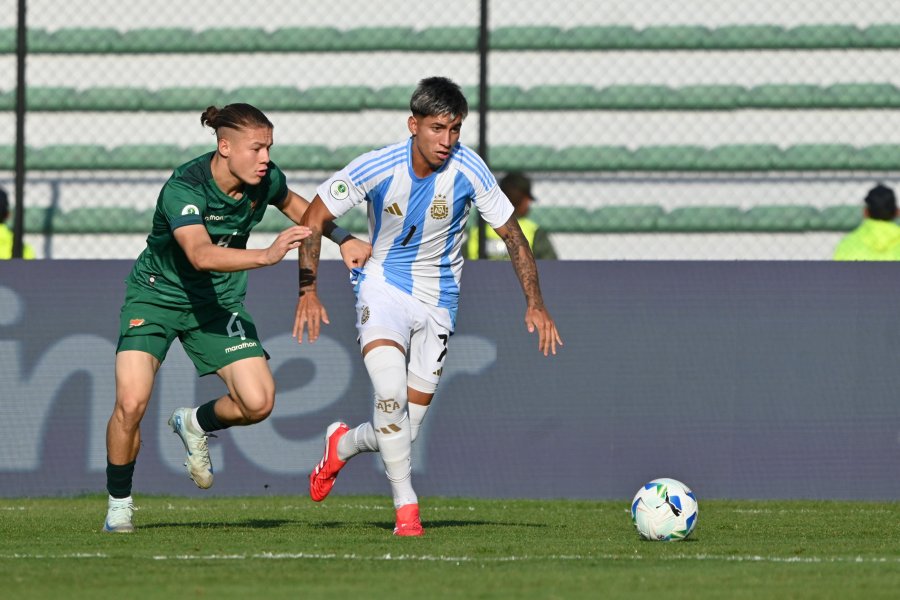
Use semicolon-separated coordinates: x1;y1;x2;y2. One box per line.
112;392;149;429
234;390;274;424
364;346;408;408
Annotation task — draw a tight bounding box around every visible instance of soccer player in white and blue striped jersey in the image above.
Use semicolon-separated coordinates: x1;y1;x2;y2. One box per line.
293;77;562;536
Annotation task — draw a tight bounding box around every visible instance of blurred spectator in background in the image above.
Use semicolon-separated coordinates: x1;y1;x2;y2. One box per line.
467;171;557;260
834;183;900;261
0;186;35;259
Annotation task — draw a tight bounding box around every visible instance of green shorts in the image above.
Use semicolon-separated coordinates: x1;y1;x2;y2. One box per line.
117;294;266;376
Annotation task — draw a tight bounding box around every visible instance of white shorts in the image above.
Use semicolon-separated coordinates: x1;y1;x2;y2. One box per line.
355;275;453;393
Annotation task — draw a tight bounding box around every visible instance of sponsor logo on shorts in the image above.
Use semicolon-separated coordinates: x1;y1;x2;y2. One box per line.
181;204;200;216
128;319;145;328
224;341;259;354
330;180;350;200
360;305;370;324
430;194;449;219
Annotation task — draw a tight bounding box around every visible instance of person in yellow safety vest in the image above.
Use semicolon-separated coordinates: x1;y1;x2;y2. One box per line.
0;186;36;259
834;183;900;261
467;171;557;260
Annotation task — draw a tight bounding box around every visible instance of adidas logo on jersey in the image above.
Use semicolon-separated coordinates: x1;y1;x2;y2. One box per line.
384;203;403;216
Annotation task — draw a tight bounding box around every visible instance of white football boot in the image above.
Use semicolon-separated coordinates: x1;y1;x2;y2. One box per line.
168;407;214;489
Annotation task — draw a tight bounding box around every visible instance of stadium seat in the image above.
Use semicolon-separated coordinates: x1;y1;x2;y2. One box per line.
15;207;52;233
780;144;861;170
855;145;900;170
112;28;199;53
861;24;900;48
265;27;344;52
529;206;591;233
592;85;672;109
657;206;743;231
490;26;562;50
29;27;121;53
741;205;823;231
674;84;747;110
551;145;633;171
193;28;267;52
224;86;307;111
630;145;707;171
696;144;782;171
298;86;372;111
270;145;333;170
488;145;559;172
519;85;599;110
555;25;638;49
589;205;665;232
746;84;825;109
60;207;150;233
369;85;416;110
414;26;478;51
334;207;369;233
106;144;184;170
707;25;789;49
785;24;864;49
26;87;79;111
28;144;108;170
638;25;712;49
825;83;900;108
818;205;863;230
255;208;294;232
72;87;151;111
0;144;12;169
330;145;381;169
339;27;418;51
149;87;228;111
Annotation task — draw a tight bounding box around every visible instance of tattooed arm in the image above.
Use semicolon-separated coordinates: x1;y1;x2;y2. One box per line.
292;195;333;344
494;216;563;356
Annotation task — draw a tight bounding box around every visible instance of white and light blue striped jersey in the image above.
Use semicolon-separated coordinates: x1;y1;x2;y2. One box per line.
317;137;514;327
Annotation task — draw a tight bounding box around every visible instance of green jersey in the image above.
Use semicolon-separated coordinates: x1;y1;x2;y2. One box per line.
126;152;289;306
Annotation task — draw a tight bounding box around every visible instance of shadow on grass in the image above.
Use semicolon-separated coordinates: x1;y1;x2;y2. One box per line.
140;518;293;530
312;519;550;532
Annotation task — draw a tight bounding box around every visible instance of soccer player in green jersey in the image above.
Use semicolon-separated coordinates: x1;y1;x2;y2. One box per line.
102;103;371;533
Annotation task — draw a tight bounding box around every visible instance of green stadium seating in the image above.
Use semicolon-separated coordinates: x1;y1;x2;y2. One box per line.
746;84;825;109
73;87;150;111
630;145;707;171
590;205;665;232
339;27;418;51
657;206;743;232
329;145;380;168
818;205;863;230
780;144;861;170
696;144;782;171
555;25;637;50
28;28;121;53
270;145;333;170
334;207;369;232
707;25;789;49
413;26;478;51
106;144;184;170
149;87;227;111
59;206;150;233
529;206;591;233
27;144;108;170
674;85;747;110
825;83;900;108
488;145;559;172
638;25;712;49
295;86;371;111
490;26;562;50
112;28;199;53
855;145;900;170
785;25;865;49
861;24;900;48
26;87;79;111
264;27;345;52
193;28;267;52
551;145;632;171
741;205;823;231
223;86;307;112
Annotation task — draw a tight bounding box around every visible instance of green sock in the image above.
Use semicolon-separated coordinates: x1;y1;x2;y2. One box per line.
196;399;230;433
106;460;135;498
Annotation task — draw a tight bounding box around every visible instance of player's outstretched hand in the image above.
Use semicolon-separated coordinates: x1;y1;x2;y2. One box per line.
265;226;312;265
525;306;563;356
340;237;372;270
293;292;329;344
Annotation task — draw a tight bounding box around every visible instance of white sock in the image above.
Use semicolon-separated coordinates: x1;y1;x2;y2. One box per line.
337;422;377;461
190;408;203;433
409;402;429;443
364;346;417;508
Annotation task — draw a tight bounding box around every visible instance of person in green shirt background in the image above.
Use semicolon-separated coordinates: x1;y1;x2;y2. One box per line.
834;183;900;261
0;186;35;259
467;171;557;260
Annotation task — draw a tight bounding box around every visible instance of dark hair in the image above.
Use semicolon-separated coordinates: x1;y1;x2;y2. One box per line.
864;183;897;221
200;103;273;137
409;76;468;120
499;172;533;206
0;186;8;222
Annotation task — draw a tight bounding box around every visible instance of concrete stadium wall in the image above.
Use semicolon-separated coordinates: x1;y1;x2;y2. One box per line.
1;260;898;500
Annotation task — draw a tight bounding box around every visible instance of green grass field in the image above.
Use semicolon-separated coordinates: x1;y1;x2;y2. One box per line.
1;495;898;599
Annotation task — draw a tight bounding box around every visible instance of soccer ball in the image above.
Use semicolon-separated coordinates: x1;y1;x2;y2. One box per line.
631;478;698;541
